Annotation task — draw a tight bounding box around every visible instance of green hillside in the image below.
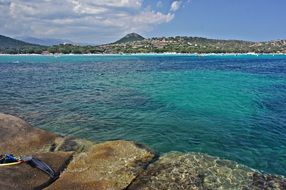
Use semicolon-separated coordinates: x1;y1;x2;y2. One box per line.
0;35;40;48
0;35;45;54
101;36;286;54
0;33;285;54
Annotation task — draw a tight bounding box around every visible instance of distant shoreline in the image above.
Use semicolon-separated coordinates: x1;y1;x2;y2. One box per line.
2;33;285;55
1;52;286;56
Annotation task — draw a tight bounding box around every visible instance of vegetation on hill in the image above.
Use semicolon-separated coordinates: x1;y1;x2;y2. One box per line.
46;44;104;54
0;35;46;54
0;33;285;54
101;36;286;54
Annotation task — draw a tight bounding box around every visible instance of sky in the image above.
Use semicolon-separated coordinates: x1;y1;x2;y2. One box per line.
0;0;285;44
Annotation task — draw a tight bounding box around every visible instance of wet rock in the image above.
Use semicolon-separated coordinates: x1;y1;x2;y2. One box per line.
2;113;285;190
127;152;286;190
57;137;80;152
55;137;92;153
47;140;155;190
251;173;286;189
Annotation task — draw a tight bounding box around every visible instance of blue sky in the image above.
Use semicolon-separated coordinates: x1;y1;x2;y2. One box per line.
150;0;286;42
0;0;285;44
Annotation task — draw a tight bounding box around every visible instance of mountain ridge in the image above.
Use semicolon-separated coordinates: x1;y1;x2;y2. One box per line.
18;36;74;46
0;35;40;48
0;33;285;54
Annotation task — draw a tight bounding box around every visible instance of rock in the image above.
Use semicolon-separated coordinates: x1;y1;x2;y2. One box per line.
1;113;285;190
53;137;93;153
127;152;286;190
0;113;58;155
0;152;73;190
47;141;155;190
251;173;286;190
0;113;74;190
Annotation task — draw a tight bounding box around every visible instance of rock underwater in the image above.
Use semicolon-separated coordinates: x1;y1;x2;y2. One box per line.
0;113;285;190
127;152;286;190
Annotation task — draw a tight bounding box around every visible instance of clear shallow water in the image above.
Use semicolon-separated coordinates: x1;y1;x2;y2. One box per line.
0;55;286;175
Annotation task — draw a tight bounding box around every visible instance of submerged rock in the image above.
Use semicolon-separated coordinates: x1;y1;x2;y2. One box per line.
127;152;286;190
1;113;285;190
47;140;155;190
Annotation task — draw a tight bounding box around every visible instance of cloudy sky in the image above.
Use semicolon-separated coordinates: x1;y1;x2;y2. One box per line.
0;0;285;44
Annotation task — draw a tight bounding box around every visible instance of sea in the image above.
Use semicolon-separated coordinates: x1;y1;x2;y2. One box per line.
0;54;286;176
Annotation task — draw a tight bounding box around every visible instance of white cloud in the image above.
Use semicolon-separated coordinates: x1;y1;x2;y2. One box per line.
72;0;143;8
72;1;108;14
170;1;182;12
0;0;181;43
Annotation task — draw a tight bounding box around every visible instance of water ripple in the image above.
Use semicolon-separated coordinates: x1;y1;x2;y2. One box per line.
0;55;286;175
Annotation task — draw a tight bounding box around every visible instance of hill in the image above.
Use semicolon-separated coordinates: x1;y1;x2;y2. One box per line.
31;36;286;54
0;35;40;49
0;35;46;54
114;33;145;44
101;36;286;54
0;34;285;54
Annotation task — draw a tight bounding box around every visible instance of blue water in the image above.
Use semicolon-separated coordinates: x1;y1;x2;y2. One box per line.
0;54;286;175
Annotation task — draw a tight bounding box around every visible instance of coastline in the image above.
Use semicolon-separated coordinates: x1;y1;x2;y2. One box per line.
1;52;286;57
1;113;286;190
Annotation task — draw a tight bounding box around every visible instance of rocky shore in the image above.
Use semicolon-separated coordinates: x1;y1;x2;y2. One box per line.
0;113;285;190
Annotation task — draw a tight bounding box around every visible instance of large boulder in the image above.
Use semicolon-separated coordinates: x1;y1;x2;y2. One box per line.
127;152;286;190
0;152;73;190
0;113;74;190
0;113;156;190
2;113;285;190
0;113;57;155
47;140;155;190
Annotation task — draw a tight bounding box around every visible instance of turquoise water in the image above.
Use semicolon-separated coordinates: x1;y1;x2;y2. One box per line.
0;54;286;175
